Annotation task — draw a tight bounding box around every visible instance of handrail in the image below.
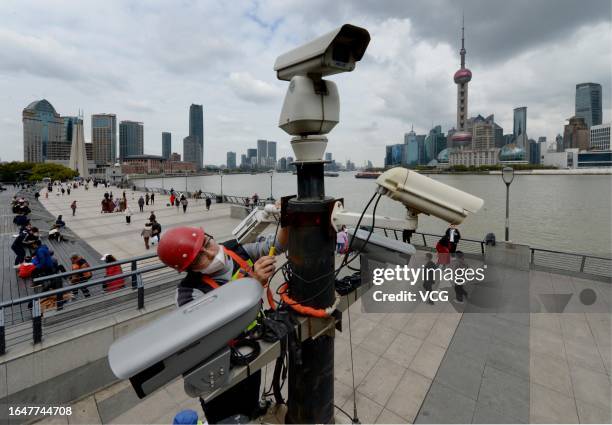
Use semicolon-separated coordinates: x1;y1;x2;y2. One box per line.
32;253;159;283
2;264;167;309
529;247;611;261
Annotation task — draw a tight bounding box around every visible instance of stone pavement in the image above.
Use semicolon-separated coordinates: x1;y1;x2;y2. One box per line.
31;183;611;424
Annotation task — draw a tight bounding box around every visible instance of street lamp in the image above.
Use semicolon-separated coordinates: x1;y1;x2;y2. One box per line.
268;170;274;201
501;166;515;241
219;170;223;200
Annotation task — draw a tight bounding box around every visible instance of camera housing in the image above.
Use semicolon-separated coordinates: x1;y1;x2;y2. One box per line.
275;24;370;162
107;278;263;398
274;24;370;81
376;168;484;225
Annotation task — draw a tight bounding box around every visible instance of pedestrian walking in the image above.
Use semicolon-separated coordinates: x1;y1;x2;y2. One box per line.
402;229;414;244
151;220;162;244
175;196;180;210
445;224;461;253
70;200;77;216
150;193;155;205
169;193;175;207
138;196;145;212
67;187;71;196
61;187;65;196
252;193;259;205
125;206;132;224
336;225;348;254
435;236;451;269
148;211;156;223
205;197;212;211
141;223;152;249
145;193;150;205
180;195;188;213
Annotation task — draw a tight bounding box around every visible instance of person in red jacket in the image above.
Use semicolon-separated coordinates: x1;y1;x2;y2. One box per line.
101;254;125;292
435;236;451;269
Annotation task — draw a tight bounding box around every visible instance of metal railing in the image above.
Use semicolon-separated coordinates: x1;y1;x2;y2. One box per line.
131;186;270;208
0;253;174;354
373;226;611;279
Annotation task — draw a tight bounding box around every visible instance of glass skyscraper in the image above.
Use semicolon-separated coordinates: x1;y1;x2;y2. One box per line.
513;107;528;149
162;132;171;159
189;104;204;167
119;121;143;160
575;83;602;128
92;114;117;165
22;99;63;163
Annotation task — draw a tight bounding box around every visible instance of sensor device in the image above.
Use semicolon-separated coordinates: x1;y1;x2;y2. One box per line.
108;278;263;398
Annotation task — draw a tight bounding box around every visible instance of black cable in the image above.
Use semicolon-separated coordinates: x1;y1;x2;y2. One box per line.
230;339;261;366
278;192;383;307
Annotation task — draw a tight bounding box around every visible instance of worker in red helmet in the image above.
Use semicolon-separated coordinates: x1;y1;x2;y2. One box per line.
157;219;288;423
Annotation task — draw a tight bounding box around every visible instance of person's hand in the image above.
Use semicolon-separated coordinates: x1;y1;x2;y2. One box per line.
253;256;276;285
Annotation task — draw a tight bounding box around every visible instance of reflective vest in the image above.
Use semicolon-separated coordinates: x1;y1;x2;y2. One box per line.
200;247;255;289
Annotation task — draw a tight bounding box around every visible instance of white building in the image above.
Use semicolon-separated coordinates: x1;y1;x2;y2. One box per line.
590;123;610;150
448;148;500;167
542;148;579;169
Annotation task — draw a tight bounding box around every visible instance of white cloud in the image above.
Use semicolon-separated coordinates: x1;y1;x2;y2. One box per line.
227;72;283;103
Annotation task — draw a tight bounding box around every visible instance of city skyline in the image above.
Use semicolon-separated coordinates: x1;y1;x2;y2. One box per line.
1;0;610;166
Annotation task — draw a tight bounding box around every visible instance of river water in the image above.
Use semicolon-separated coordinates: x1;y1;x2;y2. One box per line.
134;172;612;256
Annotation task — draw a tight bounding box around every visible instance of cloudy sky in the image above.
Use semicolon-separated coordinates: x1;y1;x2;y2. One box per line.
1;0;610;166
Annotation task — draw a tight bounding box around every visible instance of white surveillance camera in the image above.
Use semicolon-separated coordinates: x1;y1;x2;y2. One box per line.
274;24;370;81
376;168;484;225
275;24;370;162
108;278;263;398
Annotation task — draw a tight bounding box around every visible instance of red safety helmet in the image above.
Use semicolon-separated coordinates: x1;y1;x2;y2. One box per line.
157;226;205;272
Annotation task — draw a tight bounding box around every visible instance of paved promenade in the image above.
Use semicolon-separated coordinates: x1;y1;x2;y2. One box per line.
27;184;611;424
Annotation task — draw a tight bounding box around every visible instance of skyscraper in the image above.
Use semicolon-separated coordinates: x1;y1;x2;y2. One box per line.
119;121;143;160
22;99;63;163
451;17;473;148
227;151;237;169
325;152;332;162
92;114;117;165
563;116;589;150
257;139;268;168
267;141;277;167
513;107;528;149
162;132;171;159
575;83;602;128
189;104;204;168
424;125;447;162
183;136;203;169
247;148;258;168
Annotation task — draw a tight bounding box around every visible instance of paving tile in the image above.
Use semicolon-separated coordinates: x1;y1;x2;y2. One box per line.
382;333;423;369
401;313;435;340
560;313;596;345
359;325;400;356
530;327;566;361
477;365;529;423
68;396;101;424
163;378;192;404
342;391;384;425
415;382;476;424
472;402;522;424
446;324;491;363
358;357;406;406
564;339;607;373
575;398;612;424
110;388;178;424
385;368;431;422
486;339;530;380
376;408;408;424
34;415;69;424
530;383;579;424
530;351;573;397
335;345;380;388
569;363;612;411
381;313;415;332
346;316;380;346
409;341;447;380
433;349;485;401
425;317;457;348
530;313;562;335
334;378;355;407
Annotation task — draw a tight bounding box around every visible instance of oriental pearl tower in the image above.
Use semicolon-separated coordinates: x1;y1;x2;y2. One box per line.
451;18;472;148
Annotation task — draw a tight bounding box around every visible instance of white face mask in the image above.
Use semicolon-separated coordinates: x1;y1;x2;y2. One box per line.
200;247;227;275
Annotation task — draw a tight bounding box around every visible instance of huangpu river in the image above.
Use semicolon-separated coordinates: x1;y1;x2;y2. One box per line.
134;172;612;256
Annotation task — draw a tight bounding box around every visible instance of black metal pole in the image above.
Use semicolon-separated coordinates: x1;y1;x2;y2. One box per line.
505;183;510;241
286;161;335;424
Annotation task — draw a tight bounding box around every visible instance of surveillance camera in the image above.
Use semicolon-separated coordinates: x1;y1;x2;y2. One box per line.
275;24;370;161
108;278;263;398
274;24;370;81
376;168;484;225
